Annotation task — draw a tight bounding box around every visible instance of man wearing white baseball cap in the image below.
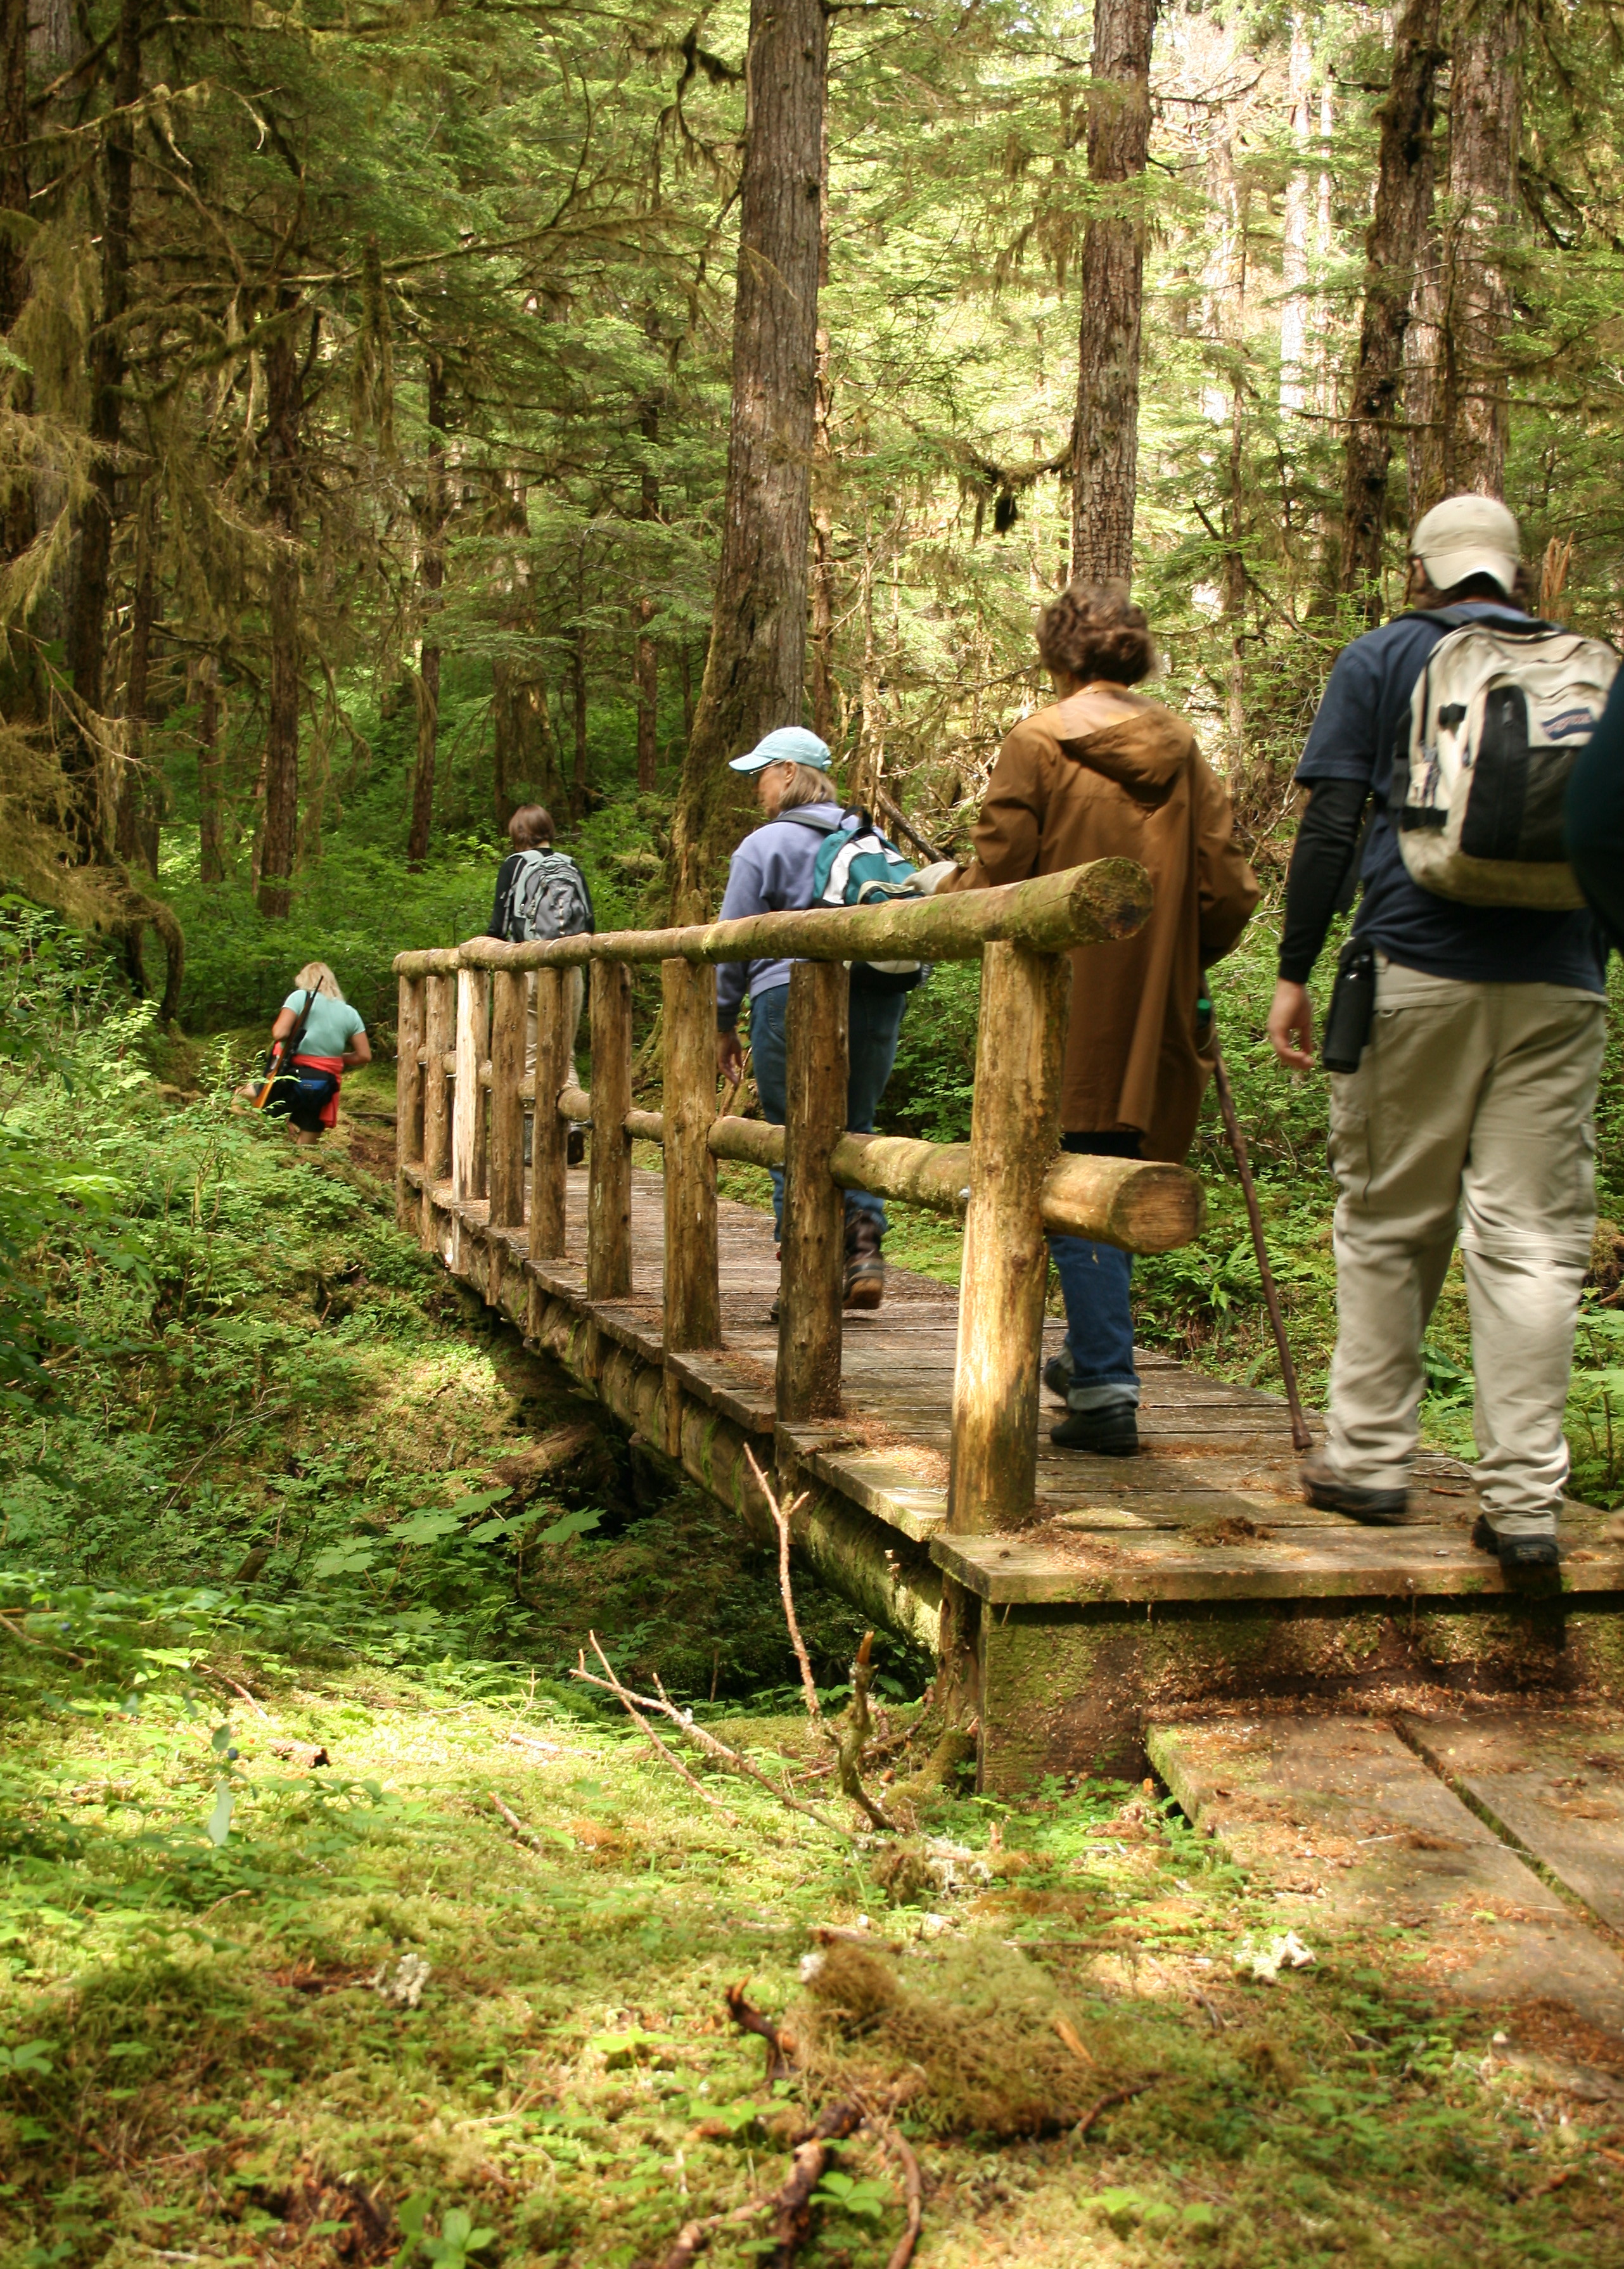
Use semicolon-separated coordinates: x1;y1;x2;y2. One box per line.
1267;494;1611;1573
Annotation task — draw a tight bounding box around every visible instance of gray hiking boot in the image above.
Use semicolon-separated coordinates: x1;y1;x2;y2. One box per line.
1301;1453;1411;1526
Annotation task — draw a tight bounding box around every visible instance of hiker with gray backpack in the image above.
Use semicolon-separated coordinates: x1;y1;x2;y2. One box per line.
713;727;923;1313
1267;494;1616;1573
483;804;596;1158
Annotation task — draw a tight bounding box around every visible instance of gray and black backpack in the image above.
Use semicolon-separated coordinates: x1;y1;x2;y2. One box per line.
505;850;593;943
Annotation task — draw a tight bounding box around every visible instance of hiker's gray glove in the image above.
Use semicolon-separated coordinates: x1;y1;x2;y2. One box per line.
912;860;959;895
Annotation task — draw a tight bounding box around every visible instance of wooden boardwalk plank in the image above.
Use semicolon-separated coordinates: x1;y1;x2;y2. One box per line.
1149;1715;1624;2041
424;1160;1624;1607
1398;1711;1624;1938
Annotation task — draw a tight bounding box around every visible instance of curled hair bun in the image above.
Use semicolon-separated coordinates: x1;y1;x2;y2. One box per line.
1037;579;1155;687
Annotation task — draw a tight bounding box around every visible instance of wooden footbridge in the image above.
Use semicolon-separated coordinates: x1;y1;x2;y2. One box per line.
393;862;1624;1801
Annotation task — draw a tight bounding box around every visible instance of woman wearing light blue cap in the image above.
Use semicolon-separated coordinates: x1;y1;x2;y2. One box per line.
714;727;912;1312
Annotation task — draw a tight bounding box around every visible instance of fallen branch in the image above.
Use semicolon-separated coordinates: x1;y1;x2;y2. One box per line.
580;1635;739;1821
876;2121;924;2269
1073;2076;1158;2142
570;1654;849;1836
831;1632;898;1834
489;1793;548;1851
744;1445;818;1722
726;1980;797;2081
770;2100;865;2265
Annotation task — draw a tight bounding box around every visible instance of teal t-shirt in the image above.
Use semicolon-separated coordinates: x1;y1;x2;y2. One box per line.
283;991;364;1058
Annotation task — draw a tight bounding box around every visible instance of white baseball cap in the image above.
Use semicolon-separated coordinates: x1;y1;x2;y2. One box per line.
1410;494;1521;598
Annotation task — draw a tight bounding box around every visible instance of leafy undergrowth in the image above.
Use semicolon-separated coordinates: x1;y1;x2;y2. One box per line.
0;1632;1617;2268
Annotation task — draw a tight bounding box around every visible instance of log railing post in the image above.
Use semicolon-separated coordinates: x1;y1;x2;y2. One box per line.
587;961;634;1299
661;957;720;1352
419;971;455;1250
487;969;528;1230
947;940;1070;1532
777;960;848;1421
451;966;489;1206
529;966;570;1258
395;973;425;1232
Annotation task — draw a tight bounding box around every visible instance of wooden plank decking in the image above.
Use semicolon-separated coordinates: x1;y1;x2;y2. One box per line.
408;1154;1624;1787
419;1158;1624;1603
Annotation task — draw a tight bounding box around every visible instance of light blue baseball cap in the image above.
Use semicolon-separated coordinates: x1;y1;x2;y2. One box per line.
729;725;833;774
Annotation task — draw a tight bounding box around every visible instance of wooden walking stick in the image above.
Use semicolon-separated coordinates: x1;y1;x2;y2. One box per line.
1208;1029;1314;1454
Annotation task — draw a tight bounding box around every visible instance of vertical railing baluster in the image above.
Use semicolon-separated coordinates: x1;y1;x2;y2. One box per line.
395;972;425;1234
487;967;528;1229
661;955;720;1360
419;968;455;1253
451;962;488;1256
529;964;570;1258
947;940;1070;1531
587;960;634;1299
777;960;848;1422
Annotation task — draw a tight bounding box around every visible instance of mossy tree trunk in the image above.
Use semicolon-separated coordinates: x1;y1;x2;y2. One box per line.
670;0;828;919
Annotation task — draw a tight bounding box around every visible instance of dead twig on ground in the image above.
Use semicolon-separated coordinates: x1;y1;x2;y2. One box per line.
570;1649;850;1837
1073;2076;1159;2142
489;1793;549;1852
874;2121;924;2269
831;1632;899;1833
579;1635;739;1820
744;1445;819;1721
770;2101;866;2266
726;1980;798;2081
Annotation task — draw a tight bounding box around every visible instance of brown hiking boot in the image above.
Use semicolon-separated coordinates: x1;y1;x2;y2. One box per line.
844;1212;884;1310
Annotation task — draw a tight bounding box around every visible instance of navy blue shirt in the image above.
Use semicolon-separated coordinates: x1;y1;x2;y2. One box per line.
1295;604;1607;992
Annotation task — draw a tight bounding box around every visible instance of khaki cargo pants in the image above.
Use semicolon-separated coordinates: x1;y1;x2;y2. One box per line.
1326;955;1606;1537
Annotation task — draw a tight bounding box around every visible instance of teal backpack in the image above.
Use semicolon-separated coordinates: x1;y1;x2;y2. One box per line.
787;807;926;994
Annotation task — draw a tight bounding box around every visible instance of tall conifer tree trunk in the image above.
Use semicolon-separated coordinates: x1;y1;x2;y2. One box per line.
1436;0;1520;498
196;655;224;885
257;317;304;919
670;0;828;919
65;0;142;740
1338;0;1445;611
635;400;660;793
407;354;447;868
1071;0;1156;585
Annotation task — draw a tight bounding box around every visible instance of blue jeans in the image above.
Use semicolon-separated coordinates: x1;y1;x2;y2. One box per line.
747;981;908;1239
1049;1134;1139;1410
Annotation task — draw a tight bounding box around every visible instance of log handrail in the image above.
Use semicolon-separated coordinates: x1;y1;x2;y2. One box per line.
391;857;1149;978
395;857;1206;1537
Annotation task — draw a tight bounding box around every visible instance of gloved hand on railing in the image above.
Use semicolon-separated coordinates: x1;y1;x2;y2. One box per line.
911;860;960;895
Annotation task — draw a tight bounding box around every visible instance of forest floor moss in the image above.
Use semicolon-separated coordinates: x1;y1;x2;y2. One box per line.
4;940;1621;2267
3;1648;1620;2269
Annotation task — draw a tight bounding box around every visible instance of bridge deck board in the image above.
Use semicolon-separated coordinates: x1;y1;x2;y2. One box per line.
423;1161;1623;1607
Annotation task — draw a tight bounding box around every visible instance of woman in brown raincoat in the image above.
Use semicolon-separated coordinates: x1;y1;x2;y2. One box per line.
930;582;1258;1455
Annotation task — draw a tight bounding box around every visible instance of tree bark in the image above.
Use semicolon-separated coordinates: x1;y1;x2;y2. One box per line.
670;0;828;919
1071;0;1157;586
636;400;659;793
196;652;224;883
257;313;304;918
1338;0;1445;610
115;501;157;872
64;0;142;755
571;621;588;817
407;353;448;868
1436;0;1520;501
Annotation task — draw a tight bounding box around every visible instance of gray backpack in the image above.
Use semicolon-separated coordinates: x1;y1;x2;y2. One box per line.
506;850;592;943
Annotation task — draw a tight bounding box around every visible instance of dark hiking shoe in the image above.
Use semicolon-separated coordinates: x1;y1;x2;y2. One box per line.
1471;1514;1561;1571
1051;1401;1139;1457
1043;1350;1073;1400
1301;1453;1411;1526
845;1213;885;1312
567;1125;586;1166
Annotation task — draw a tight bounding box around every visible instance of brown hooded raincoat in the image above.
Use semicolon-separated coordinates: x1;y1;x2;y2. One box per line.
940;684;1259;1161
